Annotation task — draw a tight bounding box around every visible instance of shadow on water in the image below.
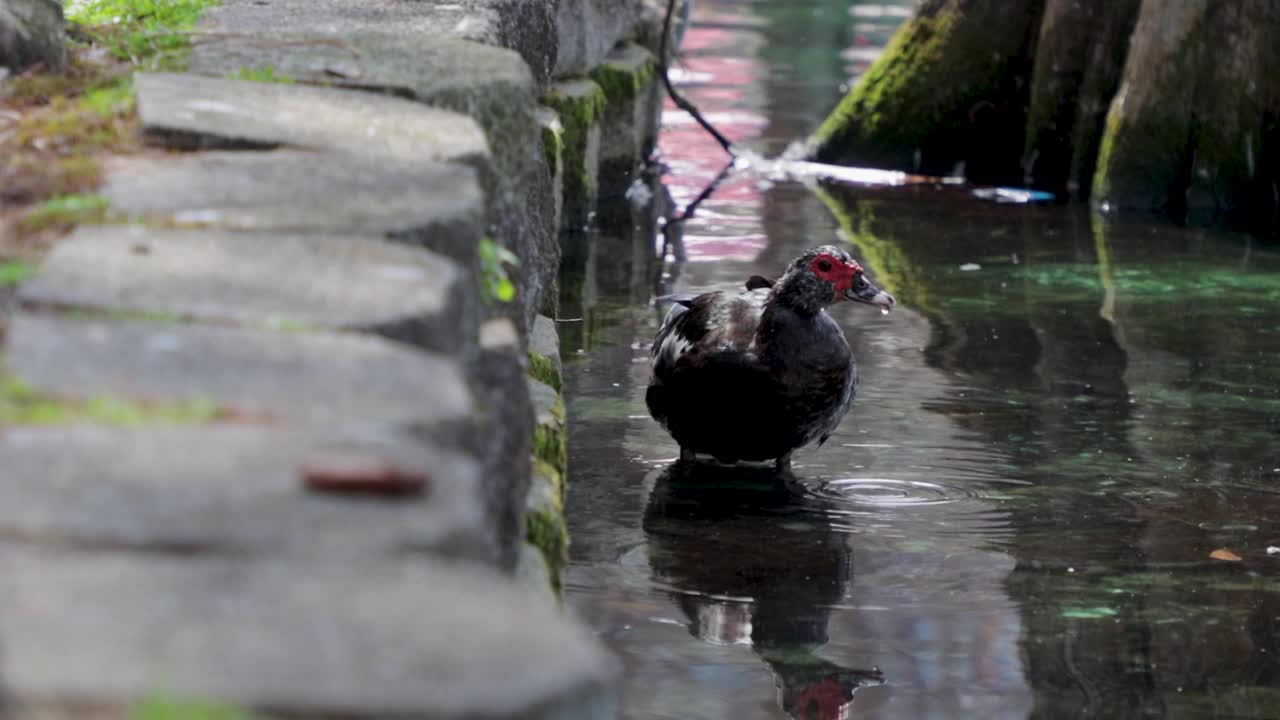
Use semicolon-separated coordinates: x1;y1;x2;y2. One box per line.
645;463;885;719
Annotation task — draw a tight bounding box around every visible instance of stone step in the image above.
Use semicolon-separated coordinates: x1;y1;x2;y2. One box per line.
18;224;476;355
0;547;616;718
185;32;558;330
4;312;474;430
195;0;640;87
0;423;501;563
135;72;489;165
101;150;484;264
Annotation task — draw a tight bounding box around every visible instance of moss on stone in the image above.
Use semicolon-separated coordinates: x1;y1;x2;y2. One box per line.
129;695;260;720
531;408;567;473
589;49;656;105
539;114;563;181
527;350;562;393
16;193;111;235
525;505;568;594
532;457;565;506
0;372;221;426
227;66;296;83
544;80;606;204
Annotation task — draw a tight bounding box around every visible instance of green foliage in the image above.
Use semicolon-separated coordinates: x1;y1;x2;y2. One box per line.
479;236;518;304
0;262;35;287
129;695;260;720
228;66;296;84
66;0;221;67
17;193;110;234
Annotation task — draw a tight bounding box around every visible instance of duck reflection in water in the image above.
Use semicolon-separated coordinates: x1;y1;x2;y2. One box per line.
643;461;884;719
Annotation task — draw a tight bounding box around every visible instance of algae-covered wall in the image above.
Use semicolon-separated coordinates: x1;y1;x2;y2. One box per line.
809;0;1280;236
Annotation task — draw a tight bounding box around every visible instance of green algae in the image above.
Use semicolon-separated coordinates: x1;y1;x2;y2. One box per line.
589;47;656;105
539;112;564;182
527;350;562;393
531;397;567;472
544;80;606;204
525;504;569;594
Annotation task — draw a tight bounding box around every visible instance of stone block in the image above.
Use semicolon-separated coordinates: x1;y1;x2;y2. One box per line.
528;313;563;392
545;79;605;232
471;317;534;571
134;72;489;165
19;225;477;355
185;36;557;332
529;376;566;473
197;0;559;86
101;150;484;265
4;312;474;431
0;0;65;73
536;105;566;237
590;42;658;203
0;547;618;717
0;424;503;564
553;0;642;78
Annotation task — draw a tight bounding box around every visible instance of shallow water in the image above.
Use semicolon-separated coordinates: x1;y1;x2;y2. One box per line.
561;2;1280;718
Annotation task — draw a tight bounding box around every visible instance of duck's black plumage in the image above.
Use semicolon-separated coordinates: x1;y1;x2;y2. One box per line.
646;245;894;469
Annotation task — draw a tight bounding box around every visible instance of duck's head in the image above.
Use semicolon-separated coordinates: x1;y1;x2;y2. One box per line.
777;245;895;315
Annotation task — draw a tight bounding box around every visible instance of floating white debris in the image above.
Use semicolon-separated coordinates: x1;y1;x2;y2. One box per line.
959;262;981;271
1268;546;1280;555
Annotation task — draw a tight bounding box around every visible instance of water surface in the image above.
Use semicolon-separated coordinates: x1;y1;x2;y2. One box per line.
563;2;1280;718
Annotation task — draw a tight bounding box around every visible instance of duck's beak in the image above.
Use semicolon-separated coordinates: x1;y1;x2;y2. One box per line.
844;275;896;312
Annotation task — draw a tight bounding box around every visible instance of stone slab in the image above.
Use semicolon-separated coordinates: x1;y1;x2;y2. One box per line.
554;0;642;77
594;42;658;193
182;36;558;330
19;225;476;354
0;0;65;72
472;317;534;570
101;150;484;263
529;312;563;389
197;0;559;87
0;424;501;563
546;79;604;232
135;72;490;165
0;547;617;717
4;312;474;429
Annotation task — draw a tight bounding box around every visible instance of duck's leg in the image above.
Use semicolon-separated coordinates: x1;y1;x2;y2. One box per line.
680;447;696;463
774;452;792;473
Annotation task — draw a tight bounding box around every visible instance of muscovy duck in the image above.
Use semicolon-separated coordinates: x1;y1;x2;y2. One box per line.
646;245;894;470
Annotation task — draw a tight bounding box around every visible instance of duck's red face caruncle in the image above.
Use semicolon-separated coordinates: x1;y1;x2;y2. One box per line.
808;251;896;311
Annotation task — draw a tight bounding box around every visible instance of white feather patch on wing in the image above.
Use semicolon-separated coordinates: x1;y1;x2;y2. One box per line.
659;333;693;365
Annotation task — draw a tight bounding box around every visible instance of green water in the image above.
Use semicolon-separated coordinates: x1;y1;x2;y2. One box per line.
562;2;1280;718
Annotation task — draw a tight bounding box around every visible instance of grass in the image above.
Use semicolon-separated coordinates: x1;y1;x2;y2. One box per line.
228;65;295;83
15;193;111;235
1;0;221;249
0;372;222;426
129;696;260;720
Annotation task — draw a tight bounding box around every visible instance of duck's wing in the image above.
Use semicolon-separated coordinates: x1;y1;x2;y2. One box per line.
652;288;770;370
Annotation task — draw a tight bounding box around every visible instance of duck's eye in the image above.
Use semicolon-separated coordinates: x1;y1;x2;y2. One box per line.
816;259;833;272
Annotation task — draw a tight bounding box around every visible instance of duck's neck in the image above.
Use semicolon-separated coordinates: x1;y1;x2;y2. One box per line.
769;273;825;317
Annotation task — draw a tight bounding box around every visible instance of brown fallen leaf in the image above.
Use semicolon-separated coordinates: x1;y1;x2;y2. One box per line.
301;454;429;498
1210;548;1242;562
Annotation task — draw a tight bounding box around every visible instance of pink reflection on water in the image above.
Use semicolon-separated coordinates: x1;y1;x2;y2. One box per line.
657;4;768;262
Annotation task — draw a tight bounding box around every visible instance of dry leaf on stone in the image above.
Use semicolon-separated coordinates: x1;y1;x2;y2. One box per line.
1210;548;1242;562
